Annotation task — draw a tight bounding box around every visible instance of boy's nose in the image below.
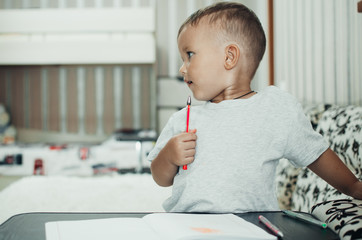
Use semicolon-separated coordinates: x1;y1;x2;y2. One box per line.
179;63;186;75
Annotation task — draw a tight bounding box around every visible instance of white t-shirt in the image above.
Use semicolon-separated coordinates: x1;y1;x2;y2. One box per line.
147;86;329;213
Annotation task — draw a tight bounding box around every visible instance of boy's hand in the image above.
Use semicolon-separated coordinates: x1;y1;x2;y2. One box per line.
151;129;197;187
164;129;197;167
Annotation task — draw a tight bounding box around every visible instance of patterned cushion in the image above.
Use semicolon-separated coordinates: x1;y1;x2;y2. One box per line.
291;169;350;211
291;105;362;212
275;158;301;210
317;106;362;175
302;103;332;130
311;199;362;240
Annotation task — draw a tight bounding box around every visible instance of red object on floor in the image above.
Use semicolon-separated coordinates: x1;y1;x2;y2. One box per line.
5;155;14;164
33;159;44;175
79;147;90;160
49;144;67;150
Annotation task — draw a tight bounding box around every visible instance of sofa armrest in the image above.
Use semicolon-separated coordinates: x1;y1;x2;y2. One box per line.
311;199;362;240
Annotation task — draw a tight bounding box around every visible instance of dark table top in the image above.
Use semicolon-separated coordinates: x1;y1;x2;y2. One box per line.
0;211;339;240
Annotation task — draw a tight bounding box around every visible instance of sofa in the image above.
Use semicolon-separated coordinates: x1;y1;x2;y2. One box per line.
275;104;362;240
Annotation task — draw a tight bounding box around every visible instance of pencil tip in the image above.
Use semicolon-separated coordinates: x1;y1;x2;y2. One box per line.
187;96;191;105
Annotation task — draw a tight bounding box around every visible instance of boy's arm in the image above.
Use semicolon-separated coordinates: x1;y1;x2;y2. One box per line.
150;129;197;187
308;148;362;199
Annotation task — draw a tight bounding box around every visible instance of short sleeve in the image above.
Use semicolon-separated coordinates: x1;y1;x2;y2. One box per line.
283;101;329;167
146;114;176;162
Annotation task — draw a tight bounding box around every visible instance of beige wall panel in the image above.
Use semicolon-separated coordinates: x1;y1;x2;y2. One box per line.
11;67;24;128
47;67;60;132
122;67;133;129
29;68;42;130
85;67;96;134
141;67;151;129
0;68;6;105
66;67;78;133
103;66;115;135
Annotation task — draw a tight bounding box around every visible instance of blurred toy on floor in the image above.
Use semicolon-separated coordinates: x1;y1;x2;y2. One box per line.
0;129;156;177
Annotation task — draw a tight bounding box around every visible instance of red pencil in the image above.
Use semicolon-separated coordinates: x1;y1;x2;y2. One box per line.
183;96;191;170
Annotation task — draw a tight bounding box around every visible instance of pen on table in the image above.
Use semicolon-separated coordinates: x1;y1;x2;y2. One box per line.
282;210;327;228
258;215;284;238
183;96;191;170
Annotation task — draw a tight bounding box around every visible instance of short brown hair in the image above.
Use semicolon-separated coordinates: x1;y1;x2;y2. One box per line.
178;2;266;77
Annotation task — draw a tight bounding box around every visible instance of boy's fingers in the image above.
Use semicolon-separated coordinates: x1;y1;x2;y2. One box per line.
183;128;197;134
185;148;196;156
184;141;196;150
180;131;197;141
184;155;195;164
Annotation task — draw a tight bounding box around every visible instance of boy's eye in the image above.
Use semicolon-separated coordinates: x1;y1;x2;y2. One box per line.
187;52;194;58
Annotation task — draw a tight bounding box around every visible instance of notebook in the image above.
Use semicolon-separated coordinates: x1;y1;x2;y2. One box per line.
45;213;276;240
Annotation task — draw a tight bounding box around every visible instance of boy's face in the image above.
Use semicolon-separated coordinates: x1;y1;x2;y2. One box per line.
178;20;228;102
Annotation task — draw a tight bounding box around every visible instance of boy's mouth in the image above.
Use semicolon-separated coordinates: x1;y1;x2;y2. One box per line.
185;80;193;85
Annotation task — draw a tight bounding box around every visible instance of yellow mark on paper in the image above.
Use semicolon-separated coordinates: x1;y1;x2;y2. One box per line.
191;227;221;234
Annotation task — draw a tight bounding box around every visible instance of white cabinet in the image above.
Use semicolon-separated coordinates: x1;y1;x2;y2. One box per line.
0;8;155;65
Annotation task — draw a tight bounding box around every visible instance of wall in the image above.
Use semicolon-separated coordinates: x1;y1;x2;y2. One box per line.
0;0;269;142
274;0;362;105
0;65;154;137
0;0;157;142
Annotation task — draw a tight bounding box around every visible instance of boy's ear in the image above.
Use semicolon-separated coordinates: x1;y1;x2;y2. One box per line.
224;44;240;70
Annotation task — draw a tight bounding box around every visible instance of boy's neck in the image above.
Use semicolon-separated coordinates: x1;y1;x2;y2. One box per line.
209;89;256;103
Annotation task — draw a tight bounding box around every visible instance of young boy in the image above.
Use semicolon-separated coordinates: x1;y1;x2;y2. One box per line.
148;2;362;213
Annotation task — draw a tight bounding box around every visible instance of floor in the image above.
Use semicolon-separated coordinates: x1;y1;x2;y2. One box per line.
0;174;171;225
0;176;22;192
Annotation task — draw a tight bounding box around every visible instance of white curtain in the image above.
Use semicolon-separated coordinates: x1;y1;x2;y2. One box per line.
274;0;362;105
